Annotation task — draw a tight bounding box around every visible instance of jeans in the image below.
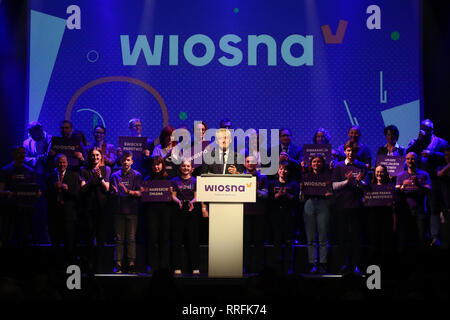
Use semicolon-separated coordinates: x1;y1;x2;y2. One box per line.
114;214;138;263
304;198;330;264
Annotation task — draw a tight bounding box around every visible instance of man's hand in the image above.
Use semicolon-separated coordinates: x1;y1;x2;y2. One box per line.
74;151;83;160
118;182;128;194
345;170;354;181
421;149;431;158
279;152;289;162
356;172;364;182
228;165;238;174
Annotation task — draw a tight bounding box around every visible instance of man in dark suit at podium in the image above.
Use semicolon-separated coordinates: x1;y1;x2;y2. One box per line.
202;128;245;175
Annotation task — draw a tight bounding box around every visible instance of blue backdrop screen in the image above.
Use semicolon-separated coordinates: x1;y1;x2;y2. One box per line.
28;0;422;157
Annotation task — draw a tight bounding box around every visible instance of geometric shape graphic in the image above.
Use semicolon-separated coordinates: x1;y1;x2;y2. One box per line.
86;50;99;63
179;111;187;121
29;10;66;123
343;100;359;126
380;71;387;103
76;108;106;128
65;76;169;145
321;20;348;44
391;31;400;41
381;99;420;147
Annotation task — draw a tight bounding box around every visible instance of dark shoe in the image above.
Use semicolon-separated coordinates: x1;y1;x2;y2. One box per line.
430;238;440;247
352;266;363;277
339;265;351;275
309;264;318;274
113;263;122;274
318;264;328;274
128;264;138;274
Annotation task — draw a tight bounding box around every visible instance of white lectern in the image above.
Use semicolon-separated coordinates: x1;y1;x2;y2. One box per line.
197;174;256;278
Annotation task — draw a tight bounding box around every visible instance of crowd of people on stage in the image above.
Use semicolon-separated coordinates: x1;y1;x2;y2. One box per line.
0;117;449;277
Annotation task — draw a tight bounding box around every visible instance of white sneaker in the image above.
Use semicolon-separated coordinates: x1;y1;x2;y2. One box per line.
174;269;182;275
192;269;200;275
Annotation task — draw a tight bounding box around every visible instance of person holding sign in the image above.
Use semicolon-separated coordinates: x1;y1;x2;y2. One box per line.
116;118;154;176
332;141;368;276
47;120;86;172
79;147;111;273
301;155;332;274
0;146;40;247
268;160;299;273
142;156;172;273
128;118;155;156
303;127;336;170
171;160;204;275
110;151;142;274
396;152;432;251
364;165;395;266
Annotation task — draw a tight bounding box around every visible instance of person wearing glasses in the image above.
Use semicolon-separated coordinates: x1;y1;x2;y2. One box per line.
88;125;116;168
116;118;154;175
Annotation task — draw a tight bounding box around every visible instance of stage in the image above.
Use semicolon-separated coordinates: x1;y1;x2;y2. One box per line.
0;244;449;301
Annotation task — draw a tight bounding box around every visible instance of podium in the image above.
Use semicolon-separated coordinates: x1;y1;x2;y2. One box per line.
197;174;256;277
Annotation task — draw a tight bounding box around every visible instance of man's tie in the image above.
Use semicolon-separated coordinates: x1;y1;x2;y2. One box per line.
222;151;227;174
57;171;64;204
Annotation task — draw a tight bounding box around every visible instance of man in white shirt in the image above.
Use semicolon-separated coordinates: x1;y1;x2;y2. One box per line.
202;128;244;174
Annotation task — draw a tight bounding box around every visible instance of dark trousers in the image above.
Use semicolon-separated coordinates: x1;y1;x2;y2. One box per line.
172;209;200;270
114;214;138;263
85;207;107;272
397;207;428;252
145;203;171;270
367;207;394;265
244;214;265;272
0;206;34;248
428;183;442;241
337;208;362;268
48;215;76;261
441;209;450;250
269;208;293;272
